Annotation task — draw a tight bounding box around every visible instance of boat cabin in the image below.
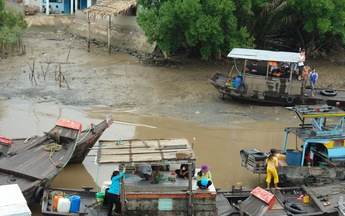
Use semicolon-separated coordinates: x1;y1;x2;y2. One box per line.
97;138;217;216
284;105;345;166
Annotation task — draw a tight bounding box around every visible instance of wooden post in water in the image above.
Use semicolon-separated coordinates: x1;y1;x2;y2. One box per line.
120;169;126;213
188;161;194;216
87;12;91;52
108;15;111;54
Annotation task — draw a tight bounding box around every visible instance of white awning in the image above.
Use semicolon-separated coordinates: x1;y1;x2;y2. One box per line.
228;48;299;63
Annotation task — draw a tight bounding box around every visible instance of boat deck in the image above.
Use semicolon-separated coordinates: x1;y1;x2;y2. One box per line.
304;182;345;214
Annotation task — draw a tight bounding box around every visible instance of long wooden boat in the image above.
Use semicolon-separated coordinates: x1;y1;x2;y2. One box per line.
0;119;81;206
209;48;345;106
4;115;113;164
240;105;345;186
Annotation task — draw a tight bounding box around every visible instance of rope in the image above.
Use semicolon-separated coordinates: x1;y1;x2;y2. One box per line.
44;143;63;168
234;59;242;74
49;190;67;199
77;125;93;144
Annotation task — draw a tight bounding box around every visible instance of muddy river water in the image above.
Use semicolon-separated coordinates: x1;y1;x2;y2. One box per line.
1;27;344;214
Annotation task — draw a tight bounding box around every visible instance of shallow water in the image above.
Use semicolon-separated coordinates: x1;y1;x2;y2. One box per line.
0;98;300;215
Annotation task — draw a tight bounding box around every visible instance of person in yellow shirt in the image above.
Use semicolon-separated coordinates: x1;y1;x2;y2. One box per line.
265;148;280;189
196;164;212;189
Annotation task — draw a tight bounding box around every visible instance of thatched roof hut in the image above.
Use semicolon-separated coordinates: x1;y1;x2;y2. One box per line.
83;0;137;17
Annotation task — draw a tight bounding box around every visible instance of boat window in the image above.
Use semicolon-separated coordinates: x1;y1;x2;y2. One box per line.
245;61;267;76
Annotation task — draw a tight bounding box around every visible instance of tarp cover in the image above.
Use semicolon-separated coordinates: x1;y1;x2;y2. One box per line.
228;48;299;63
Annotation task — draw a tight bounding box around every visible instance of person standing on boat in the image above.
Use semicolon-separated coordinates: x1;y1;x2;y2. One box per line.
265;148;280;190
298;49;306;76
196;164;212;189
309;68;318;97
107;166;132;216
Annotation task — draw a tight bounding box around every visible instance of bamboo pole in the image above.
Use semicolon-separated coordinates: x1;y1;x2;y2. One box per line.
87;12;91;52
108;15;111;54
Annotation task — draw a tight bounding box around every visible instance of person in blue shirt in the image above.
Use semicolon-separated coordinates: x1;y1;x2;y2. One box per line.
309;68;318;97
107;166;132;216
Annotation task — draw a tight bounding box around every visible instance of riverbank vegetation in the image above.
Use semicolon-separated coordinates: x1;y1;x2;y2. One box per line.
137;0;345;60
0;0;27;58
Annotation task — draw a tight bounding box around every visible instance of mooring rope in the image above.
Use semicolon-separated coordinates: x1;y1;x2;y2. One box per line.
77;124;93;144
44;143;63;168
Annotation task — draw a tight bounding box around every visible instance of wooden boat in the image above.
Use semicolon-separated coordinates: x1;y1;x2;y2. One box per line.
240;105;345;186
4;115;113;164
209;48;345;106
223;185;341;215
0;119;81;206
41;138;220;215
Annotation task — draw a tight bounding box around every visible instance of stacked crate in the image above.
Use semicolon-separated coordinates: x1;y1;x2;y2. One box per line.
246;154;267;174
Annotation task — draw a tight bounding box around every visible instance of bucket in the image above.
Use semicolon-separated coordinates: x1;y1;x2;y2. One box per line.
57;197;71;213
53;195;64;211
96;192;105;203
285;149;302;166
234;76;242;88
70;195;81;213
303;195;310;203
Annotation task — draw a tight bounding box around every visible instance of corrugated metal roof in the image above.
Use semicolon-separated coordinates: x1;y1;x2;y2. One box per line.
228;48;299;63
97;138;196;164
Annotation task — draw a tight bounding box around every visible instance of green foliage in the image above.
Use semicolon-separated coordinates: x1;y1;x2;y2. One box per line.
137;0;254;60
289;0;345;48
0;1;27;51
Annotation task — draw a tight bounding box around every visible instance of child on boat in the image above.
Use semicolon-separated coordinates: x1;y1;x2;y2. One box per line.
265;148;280;189
196;164;212;189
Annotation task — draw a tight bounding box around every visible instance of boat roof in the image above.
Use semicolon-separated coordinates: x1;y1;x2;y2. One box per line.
286;105;345;118
97;138;196;164
228;48;299;63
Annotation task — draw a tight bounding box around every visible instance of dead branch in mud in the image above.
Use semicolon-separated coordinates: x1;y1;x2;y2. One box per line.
27;59;37;85
40;62;50;80
57;63;70;89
